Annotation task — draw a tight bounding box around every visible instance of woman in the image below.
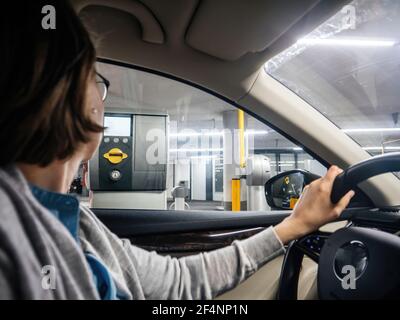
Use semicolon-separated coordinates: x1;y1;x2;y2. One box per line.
0;1;354;299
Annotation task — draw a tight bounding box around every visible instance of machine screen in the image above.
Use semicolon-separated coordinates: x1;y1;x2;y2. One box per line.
104;115;132;137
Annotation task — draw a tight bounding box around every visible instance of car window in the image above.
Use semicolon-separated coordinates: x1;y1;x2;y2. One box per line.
76;61;326;212
265;0;400;160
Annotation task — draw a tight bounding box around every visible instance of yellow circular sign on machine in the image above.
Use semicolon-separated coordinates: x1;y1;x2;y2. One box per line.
103;148;128;164
284;176;290;185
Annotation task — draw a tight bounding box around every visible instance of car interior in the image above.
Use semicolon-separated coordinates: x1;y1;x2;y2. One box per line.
66;0;400;299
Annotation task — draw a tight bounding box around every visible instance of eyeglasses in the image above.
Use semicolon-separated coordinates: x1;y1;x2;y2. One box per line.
96;72;110;101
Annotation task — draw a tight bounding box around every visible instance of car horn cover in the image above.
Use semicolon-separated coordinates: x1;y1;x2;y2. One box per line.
318;227;400;300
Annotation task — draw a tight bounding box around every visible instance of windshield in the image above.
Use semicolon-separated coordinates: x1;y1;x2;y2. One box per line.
265;0;400;156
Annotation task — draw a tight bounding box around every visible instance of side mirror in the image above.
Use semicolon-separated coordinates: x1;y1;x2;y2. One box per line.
265;170;321;210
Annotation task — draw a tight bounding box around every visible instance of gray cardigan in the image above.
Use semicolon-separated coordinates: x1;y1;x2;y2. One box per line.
0;165;284;300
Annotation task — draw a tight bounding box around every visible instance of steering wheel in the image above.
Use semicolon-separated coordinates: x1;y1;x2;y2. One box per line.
277;153;400;300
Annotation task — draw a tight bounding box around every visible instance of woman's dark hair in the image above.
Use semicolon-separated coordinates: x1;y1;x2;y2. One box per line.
0;0;103;167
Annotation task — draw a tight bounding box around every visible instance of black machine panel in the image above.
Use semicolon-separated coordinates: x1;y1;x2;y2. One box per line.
98;136;133;190
89;114;168;192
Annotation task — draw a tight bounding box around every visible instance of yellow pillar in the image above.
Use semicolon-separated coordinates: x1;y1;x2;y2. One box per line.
238;109;246;169
231;178;241;211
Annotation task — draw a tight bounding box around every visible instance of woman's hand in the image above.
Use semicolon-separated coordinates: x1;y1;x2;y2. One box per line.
274;166;355;245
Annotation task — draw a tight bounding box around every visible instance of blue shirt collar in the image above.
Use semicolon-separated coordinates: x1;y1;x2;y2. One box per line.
30;185;80;242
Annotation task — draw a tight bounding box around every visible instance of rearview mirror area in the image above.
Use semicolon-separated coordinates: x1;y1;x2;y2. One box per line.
265;170;321;210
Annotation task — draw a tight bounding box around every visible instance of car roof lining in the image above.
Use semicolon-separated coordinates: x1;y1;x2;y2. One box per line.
72;0;350;101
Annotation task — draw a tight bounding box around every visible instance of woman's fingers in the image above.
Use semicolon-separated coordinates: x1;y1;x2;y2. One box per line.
323;165;343;186
334;190;356;216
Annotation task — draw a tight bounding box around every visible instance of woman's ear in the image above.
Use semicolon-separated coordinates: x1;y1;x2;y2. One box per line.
87;80;105;124
79;81;104;162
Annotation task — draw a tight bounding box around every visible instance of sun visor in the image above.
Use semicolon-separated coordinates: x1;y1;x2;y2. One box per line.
186;0;335;61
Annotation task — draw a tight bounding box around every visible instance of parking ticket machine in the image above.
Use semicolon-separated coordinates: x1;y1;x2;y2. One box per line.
88;113;168;209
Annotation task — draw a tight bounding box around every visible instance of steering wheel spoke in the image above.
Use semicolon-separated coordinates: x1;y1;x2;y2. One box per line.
296;231;332;263
277;231;331;300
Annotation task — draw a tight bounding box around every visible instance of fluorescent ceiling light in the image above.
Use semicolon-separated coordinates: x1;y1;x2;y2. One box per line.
244;130;269;136
271;161;305;164
170;130;269;138
342;128;400;133
363;146;400;151
297;38;396;47
170;148;223;153
171;146;303;153
190;155;218;160
170;132;223;138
